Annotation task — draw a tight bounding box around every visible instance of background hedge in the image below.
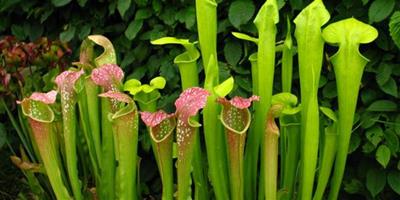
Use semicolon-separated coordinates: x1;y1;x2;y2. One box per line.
0;0;399;199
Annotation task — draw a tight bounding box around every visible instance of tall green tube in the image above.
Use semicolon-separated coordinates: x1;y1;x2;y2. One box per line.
293;1;330;199
195;0;229;197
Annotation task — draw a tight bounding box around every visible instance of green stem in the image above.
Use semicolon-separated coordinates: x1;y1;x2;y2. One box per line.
279;19;293;196
219;104;251;200
151;132;174;200
313;125;337;200
244;53;258;200
196;0;217;71
99;99;115;200
177;119;198;200
112;105;138;200
196;0;229;198
247;1;279;199
264;115;279;200
175;51;209;200
280;115;300;200
192;133;208;200
322;18;377;200
226;130;246;200
293;1;330;198
281;17;293;93
202;94;229;199
77;86;100;181
139;102;174;200
29;119;72;200
85;78;102;165
60;98;82;200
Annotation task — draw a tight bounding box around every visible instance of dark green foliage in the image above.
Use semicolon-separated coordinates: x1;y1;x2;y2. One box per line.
0;0;399;199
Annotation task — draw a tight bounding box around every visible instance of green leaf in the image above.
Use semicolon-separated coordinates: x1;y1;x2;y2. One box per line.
366;168;386;197
368;0;395;23
344;179;364;194
396;114;400;135
289;0;305;10
40;8;54;23
134;0;147;6
228;0;255;28
150;77;166;89
349;133;361;154
232;32;258;44
322;81;337;99
384;130;399;156
363;142;377;153
78;25;91;40
214;77;234;97
125;20;143;40
175;7;196;29
60;26;76;42
320;106;338;122
360;112;381;129
224;41;242;66
376;145;391;168
0;123;6;149
376;63;393;85
367;100;398;112
362;0;370;5
389;11;400;49
379;77;398;97
235;76;252;92
151;37;190;45
28;23;43;41
11;25;25;40
117;0;131;17
77;0;88;7
388;171;400;195
135;8;152;20
124;79;142;94
51;0;71;7
366;126;383;147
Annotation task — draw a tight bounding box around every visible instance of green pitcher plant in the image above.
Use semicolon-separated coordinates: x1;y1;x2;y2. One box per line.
264;93;301;200
322;18;378;200
18;91;72;200
294;0;330;199
244;0;279;198
99;91;139;200
150;36;209;200
140;110;175;200
217;95;259;200
196;0;230;198
313;107;338;200
10;3;381;197
55;69;84;200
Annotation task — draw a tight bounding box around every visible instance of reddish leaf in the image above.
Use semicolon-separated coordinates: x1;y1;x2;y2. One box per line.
91;64;124;90
98;91;132;103
55;69;84;92
140;110;175;127
29;90;58;104
175;87;209;124
218;95;259;109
